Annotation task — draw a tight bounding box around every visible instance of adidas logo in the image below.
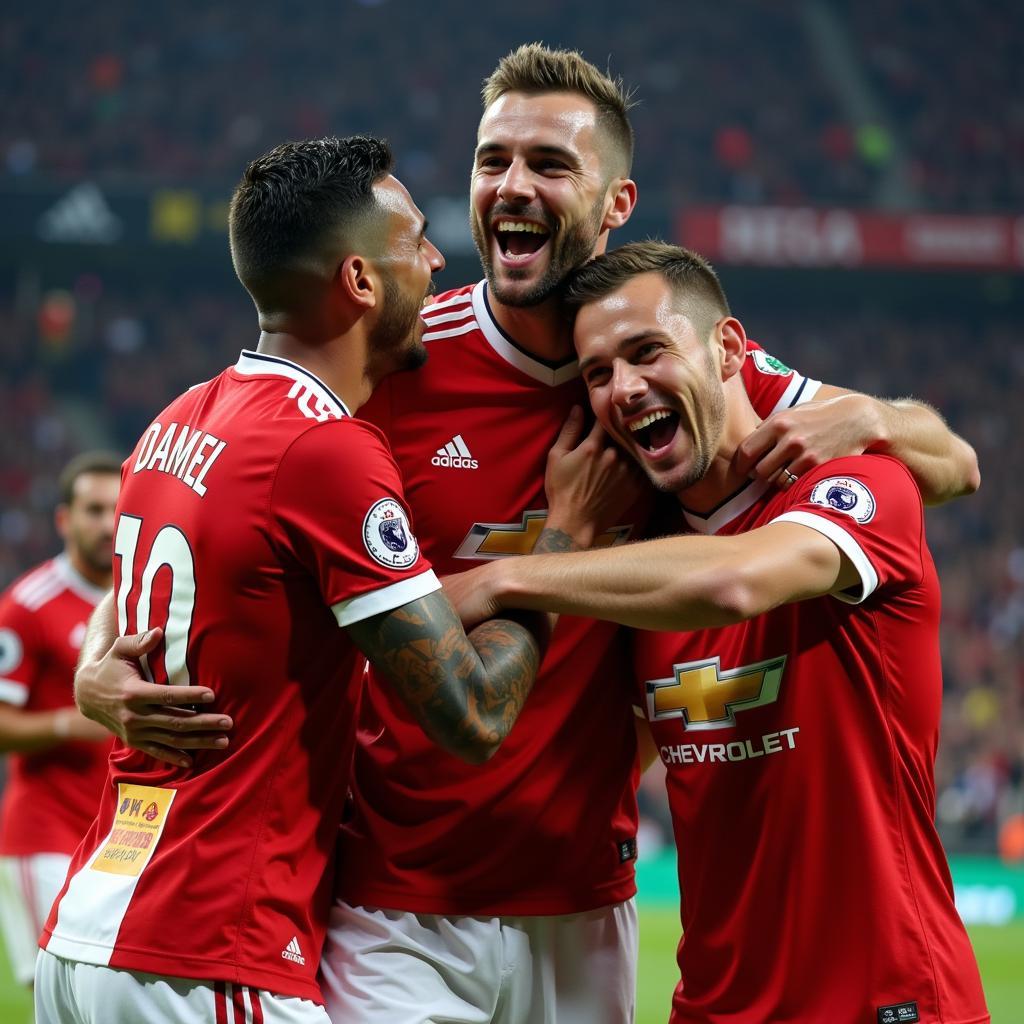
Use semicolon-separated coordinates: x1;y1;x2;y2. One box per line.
37;183;122;245
431;434;479;470
281;936;306;966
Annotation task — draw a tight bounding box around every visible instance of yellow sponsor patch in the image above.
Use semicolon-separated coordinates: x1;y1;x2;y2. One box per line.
647;655;787;731
92;784;175;877
455;510;632;560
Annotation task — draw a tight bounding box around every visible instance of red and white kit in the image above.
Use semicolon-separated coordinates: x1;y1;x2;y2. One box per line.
40;351;439;1004
634;455;988;1024
0;554;111;858
337;280;822;915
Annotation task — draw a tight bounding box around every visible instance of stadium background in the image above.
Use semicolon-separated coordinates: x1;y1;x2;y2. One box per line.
0;1;1021;1019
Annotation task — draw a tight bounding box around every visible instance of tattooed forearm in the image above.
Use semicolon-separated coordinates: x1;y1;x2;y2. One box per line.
347;592;543;763
532;527;579;554
465;615;543;740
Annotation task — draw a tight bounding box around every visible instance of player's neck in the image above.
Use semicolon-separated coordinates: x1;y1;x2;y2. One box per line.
676;403;763;514
255;331;366;413
488;293;576;365
66;550;111;590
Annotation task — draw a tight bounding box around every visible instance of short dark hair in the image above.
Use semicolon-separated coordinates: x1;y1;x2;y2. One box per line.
482;43;635;175
58;451;122;506
565;241;730;336
229;136;394;300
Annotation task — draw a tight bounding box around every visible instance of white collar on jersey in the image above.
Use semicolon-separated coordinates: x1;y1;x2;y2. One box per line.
680;478;772;535
234;350;351;418
53;552;107;605
470;281;580;388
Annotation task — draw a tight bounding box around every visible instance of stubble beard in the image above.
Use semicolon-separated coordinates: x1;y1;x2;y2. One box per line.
643;352;727;496
71;532;113;578
471;196;606;308
367;270;430;383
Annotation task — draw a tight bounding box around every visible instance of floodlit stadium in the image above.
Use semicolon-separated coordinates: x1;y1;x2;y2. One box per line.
1;3;1021;1022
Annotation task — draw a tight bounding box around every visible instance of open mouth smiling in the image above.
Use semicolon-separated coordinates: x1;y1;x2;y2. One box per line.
628;409;680;453
493;220;551;263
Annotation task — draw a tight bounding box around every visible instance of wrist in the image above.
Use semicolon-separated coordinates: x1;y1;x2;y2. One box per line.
491;559;520;610
540;513;592;552
858;394;892;452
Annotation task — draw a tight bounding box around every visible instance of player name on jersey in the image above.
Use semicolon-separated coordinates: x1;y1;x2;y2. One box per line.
131;420;226;498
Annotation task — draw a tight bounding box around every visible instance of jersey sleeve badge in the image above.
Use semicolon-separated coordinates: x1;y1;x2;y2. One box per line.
809;476;876;524
0;627;23;675
362;498;420;569
751;349;792;376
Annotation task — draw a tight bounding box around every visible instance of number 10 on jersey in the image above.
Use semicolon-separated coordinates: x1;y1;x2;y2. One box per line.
114;514;196;687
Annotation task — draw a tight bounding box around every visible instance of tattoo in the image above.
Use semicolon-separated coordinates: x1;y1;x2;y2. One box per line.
533;527;579;554
347;592;541;762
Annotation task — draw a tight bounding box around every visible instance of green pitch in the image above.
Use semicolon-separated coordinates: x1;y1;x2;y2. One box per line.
637;909;1024;1024
2;918;1020;1022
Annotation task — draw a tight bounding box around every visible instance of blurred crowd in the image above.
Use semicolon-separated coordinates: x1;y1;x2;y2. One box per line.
1;0;1019;859
1;0;1020;211
848;0;1024;210
1;280;1020;857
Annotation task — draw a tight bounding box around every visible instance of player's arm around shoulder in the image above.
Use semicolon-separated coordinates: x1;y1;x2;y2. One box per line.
814;386;979;504
346;593;547;764
448;518;851;634
459;455;922;633
74;591;229;768
740;382;980;506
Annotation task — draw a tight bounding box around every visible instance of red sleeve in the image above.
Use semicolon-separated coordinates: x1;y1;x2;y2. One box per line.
0;595;41;708
742;338;822;419
769;454;925;603
270;417;438;626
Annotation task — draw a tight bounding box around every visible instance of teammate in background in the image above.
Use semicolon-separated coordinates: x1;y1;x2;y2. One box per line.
0;451;119;989
34;136;552;1024
74;45;981;1024
445;242;990;1024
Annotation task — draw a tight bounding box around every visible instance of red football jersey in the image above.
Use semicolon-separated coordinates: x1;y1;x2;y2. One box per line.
336;281;823;915
0;555;112;856
41;351;440;1003
633;456;988;1024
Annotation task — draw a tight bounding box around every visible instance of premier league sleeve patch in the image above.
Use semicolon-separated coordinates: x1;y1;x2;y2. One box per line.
0;627;23;674
362;498;420;569
809;476;876;524
751;349;792;376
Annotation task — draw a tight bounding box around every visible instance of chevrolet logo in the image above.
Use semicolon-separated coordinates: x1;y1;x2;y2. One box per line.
454;510;632;560
647;655;787;731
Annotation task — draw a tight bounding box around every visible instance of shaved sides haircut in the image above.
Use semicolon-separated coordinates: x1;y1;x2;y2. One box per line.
566;241;731;340
229;135;393;312
482;43;635;176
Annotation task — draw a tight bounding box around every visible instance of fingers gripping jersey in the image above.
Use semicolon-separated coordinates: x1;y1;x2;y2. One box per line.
337;281;823;916
41;351;439;1003
0;557;112;856
636;456;988;1024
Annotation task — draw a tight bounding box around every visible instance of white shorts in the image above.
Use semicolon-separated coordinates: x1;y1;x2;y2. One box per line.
319;899;638;1024
0;852;70;986
34;949;331;1024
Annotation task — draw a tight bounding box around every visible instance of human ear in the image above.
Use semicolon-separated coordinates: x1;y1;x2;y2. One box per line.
338;255;377;311
717;317;747;381
602;178;637;231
